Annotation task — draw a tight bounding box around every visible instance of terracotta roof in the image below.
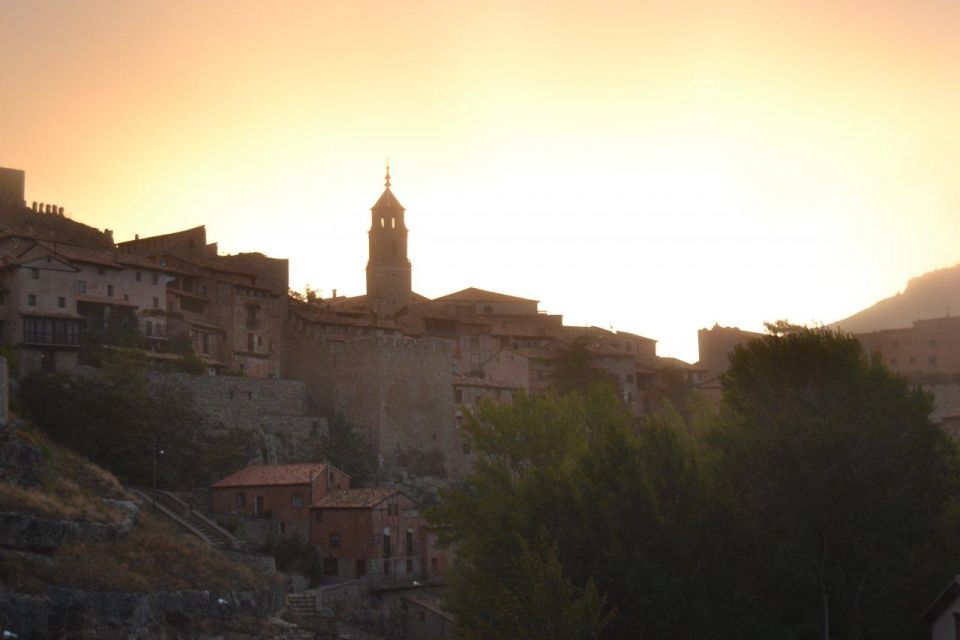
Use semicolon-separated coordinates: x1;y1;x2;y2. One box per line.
371;188;405;211
313;487;406;509
211;463;332;488
434;287;538;304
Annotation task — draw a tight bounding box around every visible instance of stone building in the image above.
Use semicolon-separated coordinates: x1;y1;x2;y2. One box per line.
854;315;960;376
311;487;423;582
118;226;288;377
0;236;170;374
210;462;350;543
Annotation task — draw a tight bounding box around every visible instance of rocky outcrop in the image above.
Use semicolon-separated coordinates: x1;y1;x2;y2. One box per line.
0;420;41;488
0;584;299;640
0;500;138;553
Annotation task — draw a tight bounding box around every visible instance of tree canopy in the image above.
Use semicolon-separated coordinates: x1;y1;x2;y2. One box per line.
434;327;960;639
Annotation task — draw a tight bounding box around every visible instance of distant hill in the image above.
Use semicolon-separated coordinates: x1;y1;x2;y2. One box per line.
833;263;960;333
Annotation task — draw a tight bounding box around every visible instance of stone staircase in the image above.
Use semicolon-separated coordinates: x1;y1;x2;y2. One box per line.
284;591;318;620
132;486;240;550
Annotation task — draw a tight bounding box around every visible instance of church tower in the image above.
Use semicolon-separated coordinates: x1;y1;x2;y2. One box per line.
366;164;412;315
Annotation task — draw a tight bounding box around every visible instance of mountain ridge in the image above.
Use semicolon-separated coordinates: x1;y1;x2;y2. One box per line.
833;262;960;333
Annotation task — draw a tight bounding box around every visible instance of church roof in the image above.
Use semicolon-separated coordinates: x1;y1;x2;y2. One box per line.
434;287;538;304
371;187;405;211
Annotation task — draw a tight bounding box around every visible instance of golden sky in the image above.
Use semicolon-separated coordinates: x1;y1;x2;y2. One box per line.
2;0;959;361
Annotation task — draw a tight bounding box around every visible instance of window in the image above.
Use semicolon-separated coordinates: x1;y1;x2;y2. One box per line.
247;333;255;351
30;268;39;279
27;294;36;306
406;558;413;574
483;304;493;314
135;271;142;282
930;339;938;348
455;389;463;404
201;285;208;297
77;280;87;294
152;296;159;309
145;321;153;336
930;356;938;365
626;374;634;383
384;533;391;556
418;611;426;622
406;530;414;554
257;335;263;347
202;333;210;354
152;273;159;285
57;297;65;308
463;442;472;455
329;533;341;548
107;284;114;297
324;558;339;575
356;559;366;577
98;267;105;276
315;510;323;522
431;557;439;572
891;340;899;349
278;522;286;534
291;494;304;508
23;318;81;345
236;493;246;508
383;560;390;575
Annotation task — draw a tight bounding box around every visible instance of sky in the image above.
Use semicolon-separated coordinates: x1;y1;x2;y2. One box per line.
2;0;959;362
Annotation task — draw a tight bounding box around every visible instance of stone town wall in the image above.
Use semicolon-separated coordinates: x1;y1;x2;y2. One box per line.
283;318;465;477
144;372;327;465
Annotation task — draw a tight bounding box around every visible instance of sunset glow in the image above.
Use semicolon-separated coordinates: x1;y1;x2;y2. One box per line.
3;0;959;360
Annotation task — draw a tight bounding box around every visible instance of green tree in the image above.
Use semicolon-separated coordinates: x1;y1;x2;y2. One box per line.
19;357;249;489
547;336;615;397
712;327;960;639
316;412;377;486
432;390;714;639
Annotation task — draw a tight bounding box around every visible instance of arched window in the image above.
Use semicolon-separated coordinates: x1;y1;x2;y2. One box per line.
380;217;385;229
483;305;494;314
391;217;396;229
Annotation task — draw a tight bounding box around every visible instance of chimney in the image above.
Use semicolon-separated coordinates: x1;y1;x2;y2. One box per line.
332;288;337;298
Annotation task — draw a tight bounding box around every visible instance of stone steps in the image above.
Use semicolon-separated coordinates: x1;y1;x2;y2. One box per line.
133;487;238;550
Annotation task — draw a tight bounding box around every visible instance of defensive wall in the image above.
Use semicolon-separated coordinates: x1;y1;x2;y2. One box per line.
284;318;466;477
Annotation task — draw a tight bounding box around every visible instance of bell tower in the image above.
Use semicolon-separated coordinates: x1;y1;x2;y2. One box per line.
366;164;412;315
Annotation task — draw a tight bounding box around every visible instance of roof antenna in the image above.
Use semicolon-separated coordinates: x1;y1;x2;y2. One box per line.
385;158;391;188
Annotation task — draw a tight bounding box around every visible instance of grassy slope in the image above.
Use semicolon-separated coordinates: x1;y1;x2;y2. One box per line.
2;423;278;594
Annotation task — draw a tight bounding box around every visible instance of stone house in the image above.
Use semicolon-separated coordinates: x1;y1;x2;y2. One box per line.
210;463;350;542
0;236;170;374
419;522;456;584
311;488;422;582
117;226;288;378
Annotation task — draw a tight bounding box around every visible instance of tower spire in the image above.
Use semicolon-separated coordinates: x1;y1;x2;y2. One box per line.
385;159;391;188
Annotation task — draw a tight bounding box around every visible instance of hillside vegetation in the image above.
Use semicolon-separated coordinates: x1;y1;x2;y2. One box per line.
833;262;960;332
1;423;274;595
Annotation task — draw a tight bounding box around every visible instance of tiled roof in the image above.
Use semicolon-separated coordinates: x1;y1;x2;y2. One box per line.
313;487;403;509
434;287;538;304
211;463;330;488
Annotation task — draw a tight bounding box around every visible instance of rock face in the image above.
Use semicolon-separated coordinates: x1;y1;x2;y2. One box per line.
0;585;289;640
0;501;138;553
0;419;42;488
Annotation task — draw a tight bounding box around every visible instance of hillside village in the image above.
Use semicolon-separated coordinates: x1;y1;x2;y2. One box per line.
6;164;960;638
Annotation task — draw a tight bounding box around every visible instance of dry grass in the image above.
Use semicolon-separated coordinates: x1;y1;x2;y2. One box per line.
31;512;277;593
0;425;130;523
2;422;279;595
